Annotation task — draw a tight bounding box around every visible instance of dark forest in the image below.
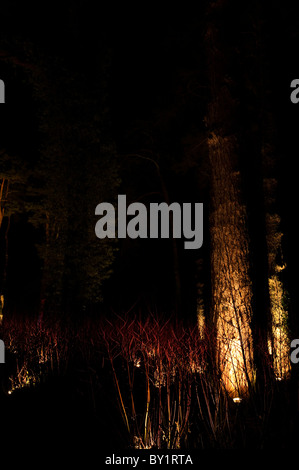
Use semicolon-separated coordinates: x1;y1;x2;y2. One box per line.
0;0;299;461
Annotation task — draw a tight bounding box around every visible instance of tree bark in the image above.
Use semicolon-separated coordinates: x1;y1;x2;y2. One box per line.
204;0;254;398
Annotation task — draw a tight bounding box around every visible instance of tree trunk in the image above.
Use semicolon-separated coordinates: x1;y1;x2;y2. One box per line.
262;144;291;380
205;0;254;399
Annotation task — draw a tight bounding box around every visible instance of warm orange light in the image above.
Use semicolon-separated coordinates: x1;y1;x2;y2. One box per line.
216;301;254;399
268;274;291;380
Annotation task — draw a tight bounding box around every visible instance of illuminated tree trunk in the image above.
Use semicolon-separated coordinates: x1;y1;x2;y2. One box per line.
262;145;291;380
252;5;291;380
205;1;254;399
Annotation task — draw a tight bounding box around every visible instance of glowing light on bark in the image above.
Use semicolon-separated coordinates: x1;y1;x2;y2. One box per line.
217;304;253;399
215;280;254;399
197;307;205;340
262;146;291;381
207;134;255;400
268;272;291;380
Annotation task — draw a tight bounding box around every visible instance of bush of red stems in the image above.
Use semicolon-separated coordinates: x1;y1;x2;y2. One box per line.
0;312;295;449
